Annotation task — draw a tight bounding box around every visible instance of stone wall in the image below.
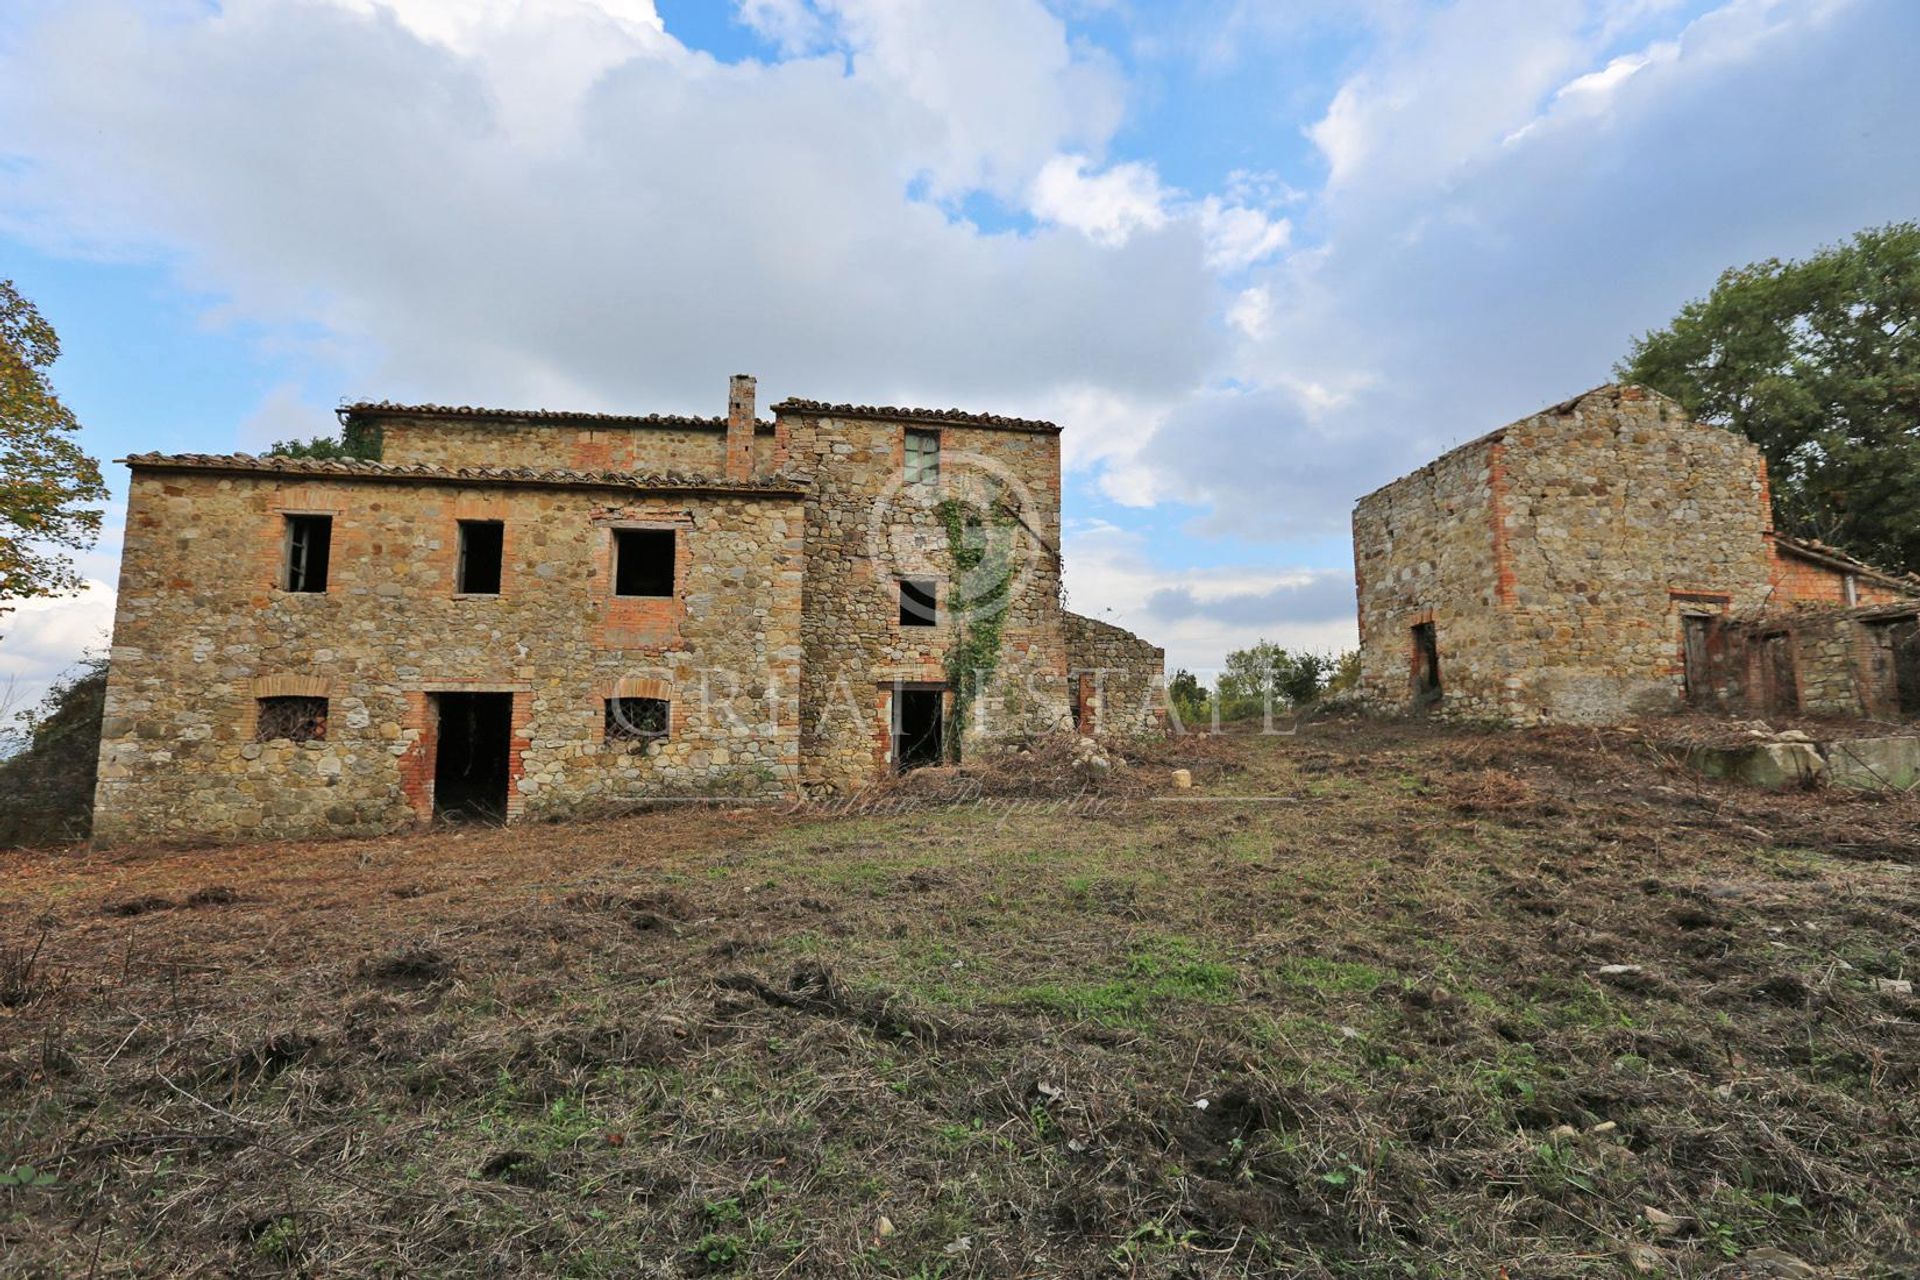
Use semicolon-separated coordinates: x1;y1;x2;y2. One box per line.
1354;386;1777;723
1720;601;1920;719
1063;610;1165;736
374;413;782;476
776;409;1075;791
94;463;804;844
1353;431;1508;717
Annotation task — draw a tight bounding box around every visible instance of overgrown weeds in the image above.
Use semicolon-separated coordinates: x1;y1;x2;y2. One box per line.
0;720;1915;1275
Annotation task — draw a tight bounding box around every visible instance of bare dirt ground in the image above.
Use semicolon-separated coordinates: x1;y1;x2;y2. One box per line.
2;720;1916;1278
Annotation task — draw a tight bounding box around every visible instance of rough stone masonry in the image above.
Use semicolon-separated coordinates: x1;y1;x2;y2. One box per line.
1352;384;1919;724
93;378;1165;844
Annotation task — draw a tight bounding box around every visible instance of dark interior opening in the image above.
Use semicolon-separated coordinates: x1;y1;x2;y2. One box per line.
894;687;944;772
458;520;504;594
433;692;513;823
1411;621;1441;709
1682;614;1714;705
899;577;937;627
614;528;675;597
605;696;669;742
284;514;332;593
1756;633;1798;717
1883;619;1920;716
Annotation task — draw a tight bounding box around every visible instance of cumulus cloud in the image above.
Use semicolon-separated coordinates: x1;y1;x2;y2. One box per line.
1112;0;1920;540
1029;155;1172;247
0;580;115;725
1028;154;1290;269
0;0;1217;421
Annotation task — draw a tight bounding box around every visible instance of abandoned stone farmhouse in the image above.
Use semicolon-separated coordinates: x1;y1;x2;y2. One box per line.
1353;384;1920;724
92;378;1164;843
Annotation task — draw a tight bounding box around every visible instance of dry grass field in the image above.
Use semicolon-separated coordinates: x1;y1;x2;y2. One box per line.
2;720;1916;1277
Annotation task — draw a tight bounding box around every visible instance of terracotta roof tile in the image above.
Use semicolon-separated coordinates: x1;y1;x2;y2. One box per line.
1773;534;1920;593
338;401;773;431
771;398;1060;434
120;452;806;496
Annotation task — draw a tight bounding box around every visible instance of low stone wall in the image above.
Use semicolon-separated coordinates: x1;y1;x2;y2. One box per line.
1686;732;1920;790
1062;611;1164;736
1719;601;1920;718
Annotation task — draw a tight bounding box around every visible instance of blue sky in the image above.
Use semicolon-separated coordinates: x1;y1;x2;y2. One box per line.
2;0;1916;710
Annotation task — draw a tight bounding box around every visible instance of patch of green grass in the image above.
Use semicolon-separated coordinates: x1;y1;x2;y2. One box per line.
1275;956;1388;997
1011;936;1236;1024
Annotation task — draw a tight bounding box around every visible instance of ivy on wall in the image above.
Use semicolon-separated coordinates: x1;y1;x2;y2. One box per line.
936;491;1017;763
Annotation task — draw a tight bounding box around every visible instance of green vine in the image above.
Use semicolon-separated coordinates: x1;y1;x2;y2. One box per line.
936;493;1017;763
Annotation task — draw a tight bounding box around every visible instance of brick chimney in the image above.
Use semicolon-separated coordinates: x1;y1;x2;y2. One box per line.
726;374;756;481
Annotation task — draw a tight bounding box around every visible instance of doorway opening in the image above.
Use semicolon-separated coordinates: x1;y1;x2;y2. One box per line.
1754;633;1798;718
893;685;945;772
1682;614;1715;706
433;692;513;823
1411;621;1441;710
1870;618;1920;716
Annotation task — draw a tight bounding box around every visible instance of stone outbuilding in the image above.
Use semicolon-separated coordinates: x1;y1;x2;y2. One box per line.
93;378;1164;844
1351;384;1919;724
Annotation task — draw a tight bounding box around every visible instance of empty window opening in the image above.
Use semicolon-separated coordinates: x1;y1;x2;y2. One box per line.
432;692;513;824
904;429;940;486
1411;621;1441;709
1682;614;1715;706
605;696;670;743
899;577;938;627
893;686;944;773
613;528;675;597
457;520;504;594
283;515;332;593
255;696;327;744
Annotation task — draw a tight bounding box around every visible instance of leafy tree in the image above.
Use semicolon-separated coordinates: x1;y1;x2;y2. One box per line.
1215;641;1337;719
0;656;107;846
1167;668;1210;726
1;279;107;622
1324;649;1362;695
1618;222;1920;572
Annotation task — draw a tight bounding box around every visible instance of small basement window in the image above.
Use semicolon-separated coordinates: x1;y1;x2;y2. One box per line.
283;515;332;593
613;528;675;597
605;697;669;743
904;428;940;485
899;577;938;627
256;696;327;744
457;520;504;594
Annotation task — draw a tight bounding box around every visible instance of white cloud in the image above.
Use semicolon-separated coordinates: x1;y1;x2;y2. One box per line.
735;0;827;55
1305;0;1591;193
1029;154;1171;247
1028;156;1290;270
1226;285;1272;340
1132;0;1920;540
237;383;345;452
0;0;1219;419
1197;198;1291;271
0;580;116;725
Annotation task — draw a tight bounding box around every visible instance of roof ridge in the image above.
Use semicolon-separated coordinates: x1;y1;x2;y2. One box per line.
771;397;1060;433
120;451;808;493
339;401;774;430
1772;532;1920;590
